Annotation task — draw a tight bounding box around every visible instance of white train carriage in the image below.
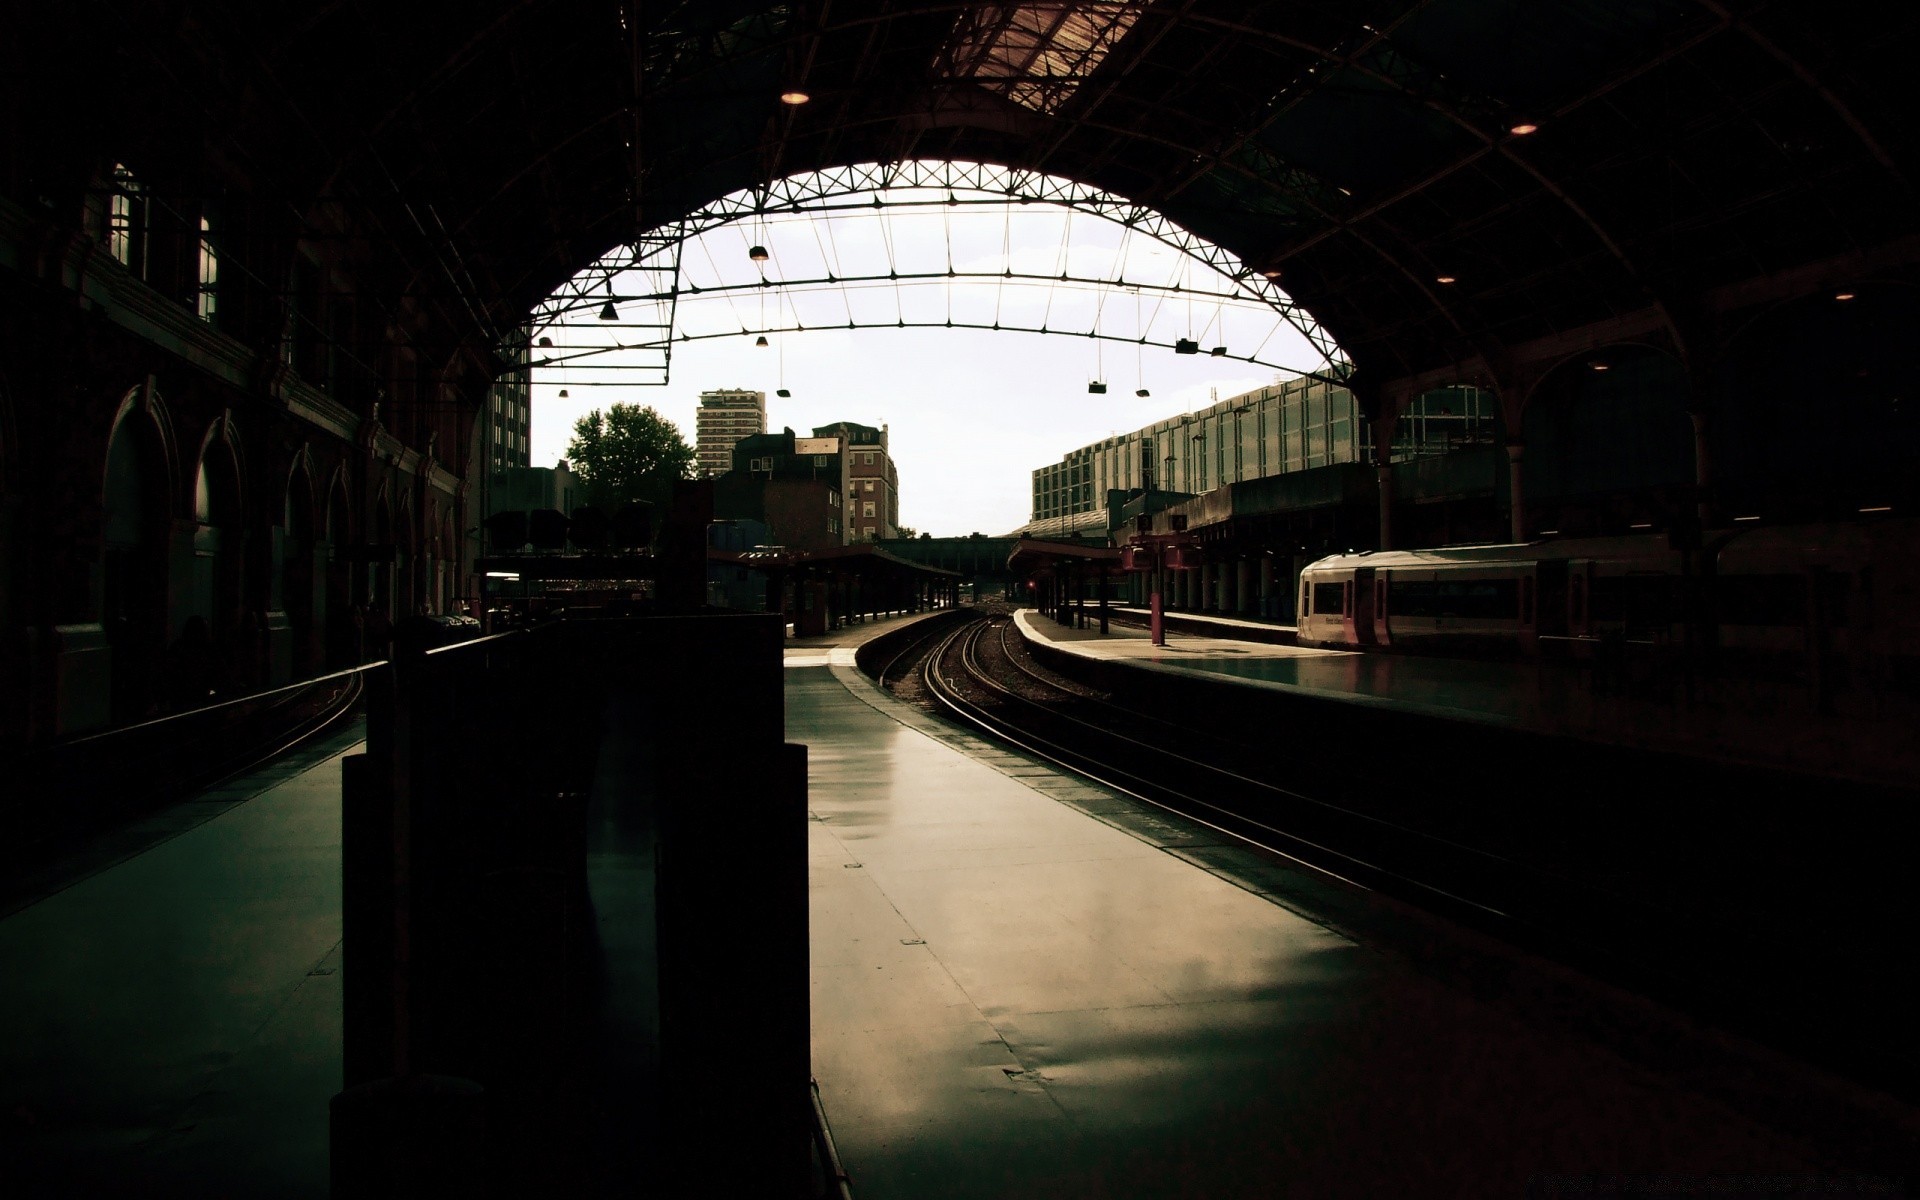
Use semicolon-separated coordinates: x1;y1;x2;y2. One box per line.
1297;520;1920;691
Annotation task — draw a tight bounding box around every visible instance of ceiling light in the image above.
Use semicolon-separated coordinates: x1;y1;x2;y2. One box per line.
1210;346;1227;357
558;388;569;398
1835;291;1856;301
1260;268;1282;280
755;335;769;347
1590;362;1610;371
598;302;619;321
776;388;791;398
749;245;769;262
1860;505;1893;513
1174;338;1199;355
1135;388;1150;398
537;336;554;348
1734;515;1761;522
779;90;810;105
1435;275;1456;285
1088;382;1108;394
1507;120;1539;136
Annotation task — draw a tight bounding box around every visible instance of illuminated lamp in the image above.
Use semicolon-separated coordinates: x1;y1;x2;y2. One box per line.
1435;275;1457;285
780;90;810;105
1507;119;1540;136
1260;267;1282;280
749;245;770;262
1835;291;1857;301
1590;362;1610;372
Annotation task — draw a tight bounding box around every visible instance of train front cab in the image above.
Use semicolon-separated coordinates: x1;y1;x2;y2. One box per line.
1298;567;1371;649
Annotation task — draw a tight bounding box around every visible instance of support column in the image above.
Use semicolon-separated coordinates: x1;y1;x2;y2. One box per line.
1690;409;1713;528
1236;559;1252;617
1377;461;1395;552
1214;562;1229;615
1099;567;1110;635
1258;556;1274;621
1506;441;1527;543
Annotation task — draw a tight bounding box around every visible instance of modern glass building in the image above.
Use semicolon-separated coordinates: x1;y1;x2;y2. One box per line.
1028;376;1497;537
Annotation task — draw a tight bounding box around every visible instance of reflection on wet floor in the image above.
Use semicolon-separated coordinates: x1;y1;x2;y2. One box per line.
794;648;1910;1198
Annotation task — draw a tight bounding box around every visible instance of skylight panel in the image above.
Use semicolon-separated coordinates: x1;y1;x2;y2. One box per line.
942;3;1144;115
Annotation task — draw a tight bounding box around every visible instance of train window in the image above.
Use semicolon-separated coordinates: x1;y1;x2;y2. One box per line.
1590;574;1673;630
1312;582;1345;615
1386;578;1519;619
1342;582;1353;618
1716;575;1805;626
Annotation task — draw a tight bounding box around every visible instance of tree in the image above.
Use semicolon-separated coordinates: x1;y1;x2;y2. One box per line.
894;525;918;540
565;404;695;514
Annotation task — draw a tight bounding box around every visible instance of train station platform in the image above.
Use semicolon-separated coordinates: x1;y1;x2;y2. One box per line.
0;719;364;1198
796;618;1915;1197
9;607;1913;1196
1015;608;1920;788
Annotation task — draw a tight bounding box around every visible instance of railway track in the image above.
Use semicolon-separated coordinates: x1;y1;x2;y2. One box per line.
879;612;1919;1093
913;615;1651;946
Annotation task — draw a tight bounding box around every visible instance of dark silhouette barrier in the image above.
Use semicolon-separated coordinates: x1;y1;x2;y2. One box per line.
333;614;808;1196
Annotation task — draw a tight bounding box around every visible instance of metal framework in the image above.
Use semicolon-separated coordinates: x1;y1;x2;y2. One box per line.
521;160;1347;385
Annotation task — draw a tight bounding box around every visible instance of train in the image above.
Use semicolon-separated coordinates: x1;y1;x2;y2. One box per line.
1295;519;1920;690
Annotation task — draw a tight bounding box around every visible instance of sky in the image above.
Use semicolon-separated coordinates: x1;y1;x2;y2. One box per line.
528;170;1334;537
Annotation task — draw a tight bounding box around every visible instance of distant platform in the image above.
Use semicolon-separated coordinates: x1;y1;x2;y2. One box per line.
1015;608;1920;786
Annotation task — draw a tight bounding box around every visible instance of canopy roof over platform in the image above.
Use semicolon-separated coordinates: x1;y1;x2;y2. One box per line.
40;1;1914;396
1008;538;1123;575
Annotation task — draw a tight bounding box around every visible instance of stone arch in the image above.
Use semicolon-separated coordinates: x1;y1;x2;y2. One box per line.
1517;343;1694;537
102;392;175;719
324;466;357;667
190;414;253;691
282;448;320;678
371;484;395;621
1711;281;1920;519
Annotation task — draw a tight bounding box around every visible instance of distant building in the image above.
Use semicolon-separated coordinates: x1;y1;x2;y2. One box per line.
486;327;533;472
713;429;847;551
814;421;898;542
489;459;578;517
696;388;767;477
1026;375;1495;539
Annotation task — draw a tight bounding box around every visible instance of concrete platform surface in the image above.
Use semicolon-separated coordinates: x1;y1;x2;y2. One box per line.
1016;608;1920;786
795;636;1916;1198
0;722;362;1199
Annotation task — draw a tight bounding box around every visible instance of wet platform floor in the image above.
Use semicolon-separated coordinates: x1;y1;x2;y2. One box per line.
794;634;1916;1198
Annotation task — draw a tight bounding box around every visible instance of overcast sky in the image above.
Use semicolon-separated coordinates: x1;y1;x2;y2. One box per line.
529;176;1332;537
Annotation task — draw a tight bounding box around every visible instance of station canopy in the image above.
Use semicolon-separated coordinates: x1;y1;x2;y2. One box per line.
86;1;1913;383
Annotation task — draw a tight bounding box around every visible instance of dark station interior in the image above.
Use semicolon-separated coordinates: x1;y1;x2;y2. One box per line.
3;3;1918;1197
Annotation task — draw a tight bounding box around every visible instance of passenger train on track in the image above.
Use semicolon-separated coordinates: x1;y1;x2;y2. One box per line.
1295;519;1920;688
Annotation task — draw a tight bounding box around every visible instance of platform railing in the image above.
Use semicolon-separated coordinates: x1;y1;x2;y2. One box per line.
331;613;810;1196
2;663;367;887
